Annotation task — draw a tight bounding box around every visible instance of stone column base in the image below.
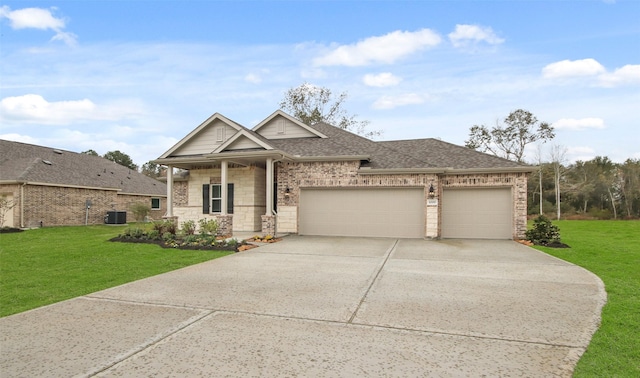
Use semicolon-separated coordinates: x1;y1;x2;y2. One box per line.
215;214;233;237
261;215;276;236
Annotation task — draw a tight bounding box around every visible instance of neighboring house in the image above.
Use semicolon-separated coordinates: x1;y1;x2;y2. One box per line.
154;110;534;239
0;140;167;228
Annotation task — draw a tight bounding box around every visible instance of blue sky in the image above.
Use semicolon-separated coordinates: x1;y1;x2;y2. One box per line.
1;0;639;167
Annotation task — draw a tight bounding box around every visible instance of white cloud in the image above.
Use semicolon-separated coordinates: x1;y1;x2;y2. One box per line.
0;133;40;145
599;64;640;87
363;72;402;87
542;58;606;79
313;29;441;66
0;94;144;125
0;6;77;46
372;93;424;110
553;117;606;130
244;73;262;84
566;146;597;162
448;24;504;48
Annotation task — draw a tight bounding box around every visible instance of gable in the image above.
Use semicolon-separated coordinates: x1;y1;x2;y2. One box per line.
172;120;238;156
212;129;274;153
253;110;327;140
159;113;244;158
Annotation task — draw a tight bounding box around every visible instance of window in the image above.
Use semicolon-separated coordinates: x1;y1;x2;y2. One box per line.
151;198;161;209
211;184;222;213
202;183;234;214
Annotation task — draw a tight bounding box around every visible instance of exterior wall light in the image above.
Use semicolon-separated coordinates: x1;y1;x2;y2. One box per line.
428;183;435;198
284;187;291;198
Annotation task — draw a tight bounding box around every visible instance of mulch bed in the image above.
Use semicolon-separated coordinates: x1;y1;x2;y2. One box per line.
109;236;251;252
0;227;24;234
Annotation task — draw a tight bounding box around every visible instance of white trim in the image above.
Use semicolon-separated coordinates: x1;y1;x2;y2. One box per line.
211;129;274;153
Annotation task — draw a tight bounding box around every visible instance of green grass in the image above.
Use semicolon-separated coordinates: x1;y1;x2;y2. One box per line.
0;225;232;317
533;220;640;377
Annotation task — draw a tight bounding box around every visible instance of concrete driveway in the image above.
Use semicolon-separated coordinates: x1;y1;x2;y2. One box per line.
1;237;605;377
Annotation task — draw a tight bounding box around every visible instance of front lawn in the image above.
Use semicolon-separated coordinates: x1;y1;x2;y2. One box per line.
0;225;232;317
534;220;639;377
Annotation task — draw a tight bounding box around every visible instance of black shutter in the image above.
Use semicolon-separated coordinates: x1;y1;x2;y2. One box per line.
227;183;234;214
202;184;209;214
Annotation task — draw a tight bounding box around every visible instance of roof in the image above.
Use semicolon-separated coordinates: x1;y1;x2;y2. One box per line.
0;140;166;196
156;110;533;173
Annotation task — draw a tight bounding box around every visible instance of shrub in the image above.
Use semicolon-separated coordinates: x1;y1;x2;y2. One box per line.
147;229;160;240
181;220;196;235
130;203;151;222
198;218;219;235
162;232;175;242
525;215;561;245
153;220;177;235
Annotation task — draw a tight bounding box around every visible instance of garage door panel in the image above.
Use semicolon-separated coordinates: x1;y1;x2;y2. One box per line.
299;188;424;238
442;188;512;239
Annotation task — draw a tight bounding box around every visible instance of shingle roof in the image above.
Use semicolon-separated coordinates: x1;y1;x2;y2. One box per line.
0;140;166;195
274;122;529;171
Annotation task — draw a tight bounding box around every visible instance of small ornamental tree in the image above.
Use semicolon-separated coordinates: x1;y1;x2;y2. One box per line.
525;215;561;246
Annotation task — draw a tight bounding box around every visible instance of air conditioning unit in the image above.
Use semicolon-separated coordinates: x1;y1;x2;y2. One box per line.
105;211;127;224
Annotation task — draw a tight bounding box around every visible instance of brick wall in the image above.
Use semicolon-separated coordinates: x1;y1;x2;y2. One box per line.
276;161;528;239
2;183;166;228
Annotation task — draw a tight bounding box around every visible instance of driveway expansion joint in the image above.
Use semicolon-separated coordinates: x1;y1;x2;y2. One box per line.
348;239;398;324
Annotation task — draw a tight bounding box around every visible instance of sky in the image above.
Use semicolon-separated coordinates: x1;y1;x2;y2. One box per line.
1;0;639;167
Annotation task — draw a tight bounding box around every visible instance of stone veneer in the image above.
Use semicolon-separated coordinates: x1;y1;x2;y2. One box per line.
173;164;266;232
274;161;528;239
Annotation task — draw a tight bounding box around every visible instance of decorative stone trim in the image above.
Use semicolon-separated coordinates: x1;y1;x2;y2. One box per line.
261;214;276;236
215;214;233;236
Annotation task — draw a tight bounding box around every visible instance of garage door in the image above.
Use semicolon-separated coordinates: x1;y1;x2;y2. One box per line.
299;188;424;238
442;188;512;239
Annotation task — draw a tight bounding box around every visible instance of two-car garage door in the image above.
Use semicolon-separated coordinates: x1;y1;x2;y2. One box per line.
299;188;424;238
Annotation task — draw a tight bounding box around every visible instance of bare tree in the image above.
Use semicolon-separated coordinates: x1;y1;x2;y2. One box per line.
466;109;554;163
549;144;567;220
280;83;381;138
0;194;18;228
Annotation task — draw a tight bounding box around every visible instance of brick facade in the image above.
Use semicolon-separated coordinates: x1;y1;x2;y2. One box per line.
274;161;528;239
168;161;528;239
0;183;166;228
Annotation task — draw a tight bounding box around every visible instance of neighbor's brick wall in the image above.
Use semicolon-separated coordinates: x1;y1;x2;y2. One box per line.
4;184;166;228
441;172;529;239
116;193;167;222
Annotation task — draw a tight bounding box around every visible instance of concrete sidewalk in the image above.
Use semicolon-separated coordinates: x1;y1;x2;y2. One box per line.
1;237;606;377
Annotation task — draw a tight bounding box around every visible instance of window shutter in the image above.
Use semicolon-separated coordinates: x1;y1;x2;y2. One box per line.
227;183;234;214
202;184;210;214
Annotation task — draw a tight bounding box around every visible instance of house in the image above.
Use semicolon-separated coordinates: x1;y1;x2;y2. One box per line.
154;110;534;239
0;140;167;228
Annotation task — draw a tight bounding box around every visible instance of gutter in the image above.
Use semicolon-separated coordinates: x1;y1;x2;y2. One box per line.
358;166;535;175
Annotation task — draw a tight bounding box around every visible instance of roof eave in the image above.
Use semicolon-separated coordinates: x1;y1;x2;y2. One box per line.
444;166;536;174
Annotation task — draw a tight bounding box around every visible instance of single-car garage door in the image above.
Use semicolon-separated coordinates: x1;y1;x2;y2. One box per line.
442;188;512;239
299;188;424;238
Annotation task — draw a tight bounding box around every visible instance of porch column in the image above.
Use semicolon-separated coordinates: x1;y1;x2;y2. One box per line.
262;158;276;235
265;158;273;215
221;160;228;215
166;165;173;217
